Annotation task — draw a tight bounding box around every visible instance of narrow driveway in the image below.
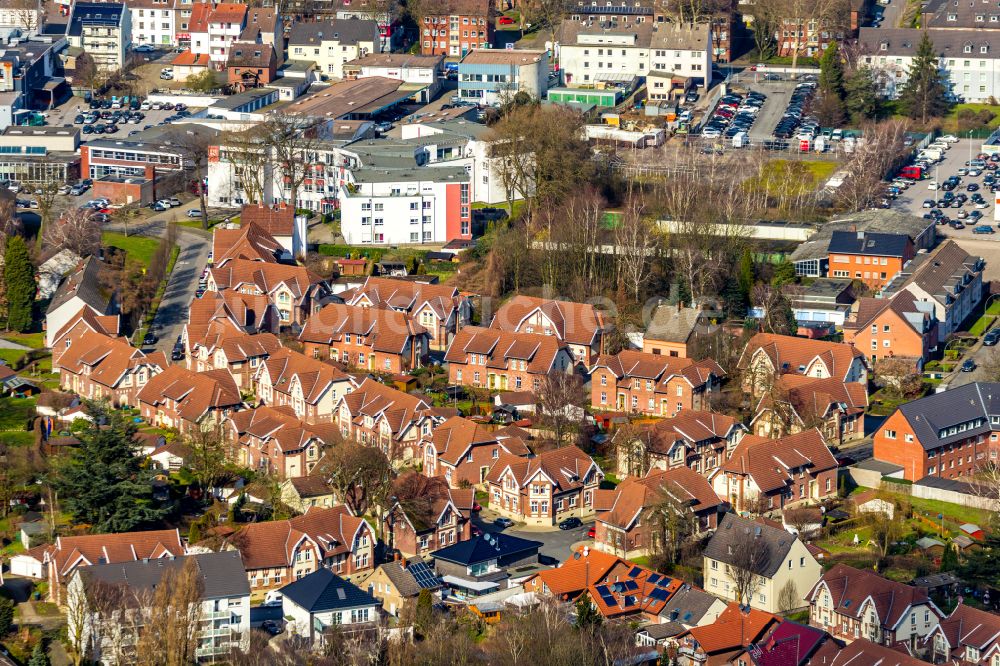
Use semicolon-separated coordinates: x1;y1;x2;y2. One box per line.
472;511;593;563
103;212;210;354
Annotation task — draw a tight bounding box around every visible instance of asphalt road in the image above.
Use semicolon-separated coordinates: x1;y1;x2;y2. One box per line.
473;513;593;562
880;0;905;27
742;80;796;142
103;211;210;355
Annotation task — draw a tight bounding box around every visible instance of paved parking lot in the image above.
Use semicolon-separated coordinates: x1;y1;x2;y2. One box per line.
737;80;796;142
472;513;593;562
892;138;999;243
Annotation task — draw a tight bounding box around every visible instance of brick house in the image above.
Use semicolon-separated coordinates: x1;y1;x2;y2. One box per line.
299;302;429;374
923;603;1000;665
711;429;838;513
589;350;725;416
444;326;575;393
136;366;243;435
593;467;725;559
422;416;532;487
206;259;328;328
738;333;869;398
808;564;942;647
643;304;711;359
183;290;281;359
827;230;915;291
188;324;281;389
45;529;185;605
880;240;984;343
253;347;357;424
750;375;868;447
420;0;494;57
239;203;296;257
59;331;166;408
385;485;475;558
49;307;120;370
346;277;471;350
872;381;1000;481
335;377;443;464
677;603;781;665
487;295;607;366
227;505;376;596
226;41;277;90
226;404;341;479
485;445;604;527
615;409;747;478
843;292;938;371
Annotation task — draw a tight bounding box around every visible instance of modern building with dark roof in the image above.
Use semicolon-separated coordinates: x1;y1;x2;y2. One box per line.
873;381;1000;481
429;532;542;599
45;256;115;347
827;230;915;290
67;2;129;71
280;567;379;646
702;513;821;614
71;552;250;661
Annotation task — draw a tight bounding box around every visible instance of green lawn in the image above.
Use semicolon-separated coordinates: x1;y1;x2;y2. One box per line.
1;332;45;349
0;431;34;447
906;495;993;528
0;349;26;367
0;397;35;431
946;104;1000;129
969;315;995;337
101;232;160;265
745;160;838;199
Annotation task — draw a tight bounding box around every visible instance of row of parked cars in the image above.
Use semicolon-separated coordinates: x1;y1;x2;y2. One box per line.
701;91;766;142
773;81;818;140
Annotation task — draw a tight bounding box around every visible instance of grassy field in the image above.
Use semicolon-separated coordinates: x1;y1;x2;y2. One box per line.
102;232;160;265
745;160;838;199
1;332;45;349
0;349;26;367
0;397;35;431
970;315;996;336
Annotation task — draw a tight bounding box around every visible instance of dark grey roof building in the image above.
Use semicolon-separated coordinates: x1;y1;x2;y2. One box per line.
703;513;798;578
280;568;379;614
828;231;913;258
287;19;380;48
46;255;111;315
894;382;1000;452
80;551;251;600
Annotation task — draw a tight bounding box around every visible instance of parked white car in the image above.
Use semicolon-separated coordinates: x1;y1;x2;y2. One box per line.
927;180;940;190
940;134;959;143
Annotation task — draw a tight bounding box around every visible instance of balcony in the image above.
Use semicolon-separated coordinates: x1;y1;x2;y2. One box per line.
203;610;233;621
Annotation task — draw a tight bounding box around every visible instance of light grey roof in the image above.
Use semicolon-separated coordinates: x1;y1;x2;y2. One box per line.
658;585;719;625
46;256;109;315
649;22;710;51
638;621;686;640
790;210;935;264
703;513;797;578
922;0;1000;28
81;552;250;600
351;166;469;184
853;459;904;474
645;304;702;344
896;382;1000;451
288;19;379;47
380;561;421;597
557;17;655;47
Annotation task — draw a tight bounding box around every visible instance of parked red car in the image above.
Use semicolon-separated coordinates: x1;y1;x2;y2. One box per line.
587;526;596;539
498;16;515;24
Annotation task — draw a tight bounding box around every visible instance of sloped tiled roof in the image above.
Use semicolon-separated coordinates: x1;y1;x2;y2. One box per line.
645;304;704;344
825;637;930;666
844;291;934;336
50;307;119;347
809;564;935;629
231;505;371;569
636;409;742;456
49;529;184;579
426;416;531;466
228;404;339;454
260;347;354;405
597;467;723;530
445;326;569;374
212;222;285;267
348;277;463;321
484;445;600;494
488;295;605;346
299;302;427;354
828;231;912;257
589;563;683;618
59;330;162;389
136;366;241;422
756;375;868;425
738;333;865;382
239;204;294;238
721;430;837;494
703;513;800;577
923;602;1000;654
894;382;1000;451
590;350;724;388
47;256;109;315
209;259;325;301
340;377;431;438
680;602;779;655
280;567;378;612
529;546;627;598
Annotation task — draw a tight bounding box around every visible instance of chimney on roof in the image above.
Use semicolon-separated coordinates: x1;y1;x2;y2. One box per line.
857;231;864;241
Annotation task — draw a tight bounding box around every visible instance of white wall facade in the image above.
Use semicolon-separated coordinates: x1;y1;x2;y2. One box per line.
560;32;649;86
340;177;453;245
132;7;176;46
289;36;378;79
864;51;1000;103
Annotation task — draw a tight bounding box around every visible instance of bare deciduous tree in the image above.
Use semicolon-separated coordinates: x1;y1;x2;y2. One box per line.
727;524;771;606
172;128;221;230
264;114;325;212
43;207;102;258
835;119;909;212
134;557;205;666
536;370;587;445
614;194;656;302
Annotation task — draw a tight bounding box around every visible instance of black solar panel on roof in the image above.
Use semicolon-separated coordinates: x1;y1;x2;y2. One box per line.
628;566;642;578
649;588;669;601
409;562;441;589
624;595;637;606
658;577;674;588
647;573;662;585
622;580;639;592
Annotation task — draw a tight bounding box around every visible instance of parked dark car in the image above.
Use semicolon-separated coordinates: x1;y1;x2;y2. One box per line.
142;333;158;346
493;517;514;529
962;359;977;372
984;329;1000;346
559;517;582;530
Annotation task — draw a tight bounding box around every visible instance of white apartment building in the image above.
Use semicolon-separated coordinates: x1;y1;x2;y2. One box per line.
67;552;251;663
340;166;471;245
344;53;442;101
859;27;1000;102
288;19;380;79
67;2;131;71
0;4;42;32
457;48;549;106
557;19;712;91
190;2;246;69
128;0;176;47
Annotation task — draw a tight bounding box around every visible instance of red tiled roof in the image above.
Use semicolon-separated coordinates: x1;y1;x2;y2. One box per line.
808;564;936;630
489;295;605;346
340;377;432;438
172;50;211;67
208;2;247;25
230;505;372;569
208;260;325;302
445;326;570;374
299;302;427;355
755;375;868;424
212;222;285;267
136;366;241;422
738;333;865;383
260;347;354;405
721;429;837;493
228;404;340;454
484;444;600;493
348;277;464;321
240;204;294;238
425;416;532;466
590;350;725;389
681;602;779;654
597;467;723;530
49;529;184;578
528;546;628;598
59;330;162;389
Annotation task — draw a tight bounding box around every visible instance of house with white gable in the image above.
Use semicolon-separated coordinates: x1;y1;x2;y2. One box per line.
253;347;357;424
334;377;444;464
809;563;942;648
737;332;869;398
45;256;117;348
484;445;603;527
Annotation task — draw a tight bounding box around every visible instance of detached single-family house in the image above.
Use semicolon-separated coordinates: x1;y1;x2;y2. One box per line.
361;559;444;617
280;568;380;648
422;416;532;487
46;256;116;348
385;485;475;558
589;350;725;417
